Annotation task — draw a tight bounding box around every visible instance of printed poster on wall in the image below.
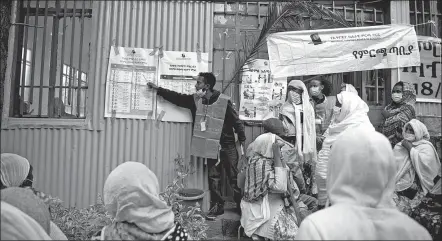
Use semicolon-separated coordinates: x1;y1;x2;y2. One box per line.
104;46;157;119
157;51;209;123
239;59;287;121
267;24;421;78
400;36;441;103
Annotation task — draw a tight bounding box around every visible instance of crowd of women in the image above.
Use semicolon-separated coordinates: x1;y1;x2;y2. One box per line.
1;78;440;240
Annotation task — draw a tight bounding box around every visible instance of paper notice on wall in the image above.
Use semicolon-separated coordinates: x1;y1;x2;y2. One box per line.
239;59;287;121
400;36;441;103
105;46;157;119
267;24;421;78
157;51;209;122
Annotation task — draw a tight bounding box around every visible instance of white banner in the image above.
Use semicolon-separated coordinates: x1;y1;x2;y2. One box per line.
239;59;287;121
400;36;441;103
267;24;420;78
105;47;157;119
157;51;209;122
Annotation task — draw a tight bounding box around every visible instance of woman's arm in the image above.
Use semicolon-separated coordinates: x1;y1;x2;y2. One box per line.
268;143;288;193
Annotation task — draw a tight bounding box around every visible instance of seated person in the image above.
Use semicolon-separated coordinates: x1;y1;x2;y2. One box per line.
98;162;188;241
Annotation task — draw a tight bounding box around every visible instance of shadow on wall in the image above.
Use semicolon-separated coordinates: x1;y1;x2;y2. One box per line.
0;0;12;117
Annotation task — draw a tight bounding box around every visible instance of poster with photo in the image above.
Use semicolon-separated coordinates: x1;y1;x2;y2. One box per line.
239;59;287;121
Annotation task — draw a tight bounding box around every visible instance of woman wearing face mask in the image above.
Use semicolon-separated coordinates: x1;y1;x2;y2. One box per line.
307;78;336;136
315;92;375;209
279;80;317;196
382;82;416;147
393;119;441;239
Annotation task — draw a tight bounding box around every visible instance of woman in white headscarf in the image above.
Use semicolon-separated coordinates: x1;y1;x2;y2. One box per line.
315;91;374;208
279;80;317;196
100;162;188;241
393;119;441;239
1;154;68;240
295;126;432;240
1;201;52;240
340;83;358;95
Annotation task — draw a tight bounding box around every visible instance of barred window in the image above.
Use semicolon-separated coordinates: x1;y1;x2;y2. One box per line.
11;0;92;118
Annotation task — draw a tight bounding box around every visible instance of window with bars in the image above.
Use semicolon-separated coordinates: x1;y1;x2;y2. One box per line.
10;0;92;118
409;0;441;38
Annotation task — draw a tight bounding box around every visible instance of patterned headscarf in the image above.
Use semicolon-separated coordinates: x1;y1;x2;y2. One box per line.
395;82;416;106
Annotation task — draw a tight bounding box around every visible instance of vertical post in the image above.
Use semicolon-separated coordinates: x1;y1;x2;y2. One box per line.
68;0;77;114
29;0;39;105
37;0;49;117
76;0;86;118
58;0;68;116
12;0;25;117
19;0;31;116
48;0;60;118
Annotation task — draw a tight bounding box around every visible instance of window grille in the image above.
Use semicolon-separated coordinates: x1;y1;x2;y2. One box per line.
11;0;92;118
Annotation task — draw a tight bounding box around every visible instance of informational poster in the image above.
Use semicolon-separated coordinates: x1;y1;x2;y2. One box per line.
239;59;287;121
400;36;441;103
267;25;420;78
105;47;157;119
157;51;209;122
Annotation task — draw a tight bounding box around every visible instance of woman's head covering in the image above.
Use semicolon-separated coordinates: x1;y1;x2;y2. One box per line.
1;201;52;240
1;153;31;188
343;84;358;95
246;133;276;159
103;162;175;234
402;119;431;142
331;92;371;127
1;187;51;233
393;81;416;106
327;125;396;208
282;80;317;161
263;118;285;136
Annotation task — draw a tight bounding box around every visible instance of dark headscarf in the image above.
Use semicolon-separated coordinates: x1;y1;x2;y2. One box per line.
1;187;51;233
263;118;286;136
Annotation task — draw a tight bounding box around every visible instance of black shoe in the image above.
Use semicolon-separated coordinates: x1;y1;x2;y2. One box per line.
205;203;224;220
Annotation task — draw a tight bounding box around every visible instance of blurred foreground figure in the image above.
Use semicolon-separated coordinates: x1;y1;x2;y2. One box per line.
0;153;68;240
295;126;432;240
1;201;52;240
100;162;188;241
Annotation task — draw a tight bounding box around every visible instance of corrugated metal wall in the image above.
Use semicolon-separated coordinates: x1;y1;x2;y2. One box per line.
1;0;213;209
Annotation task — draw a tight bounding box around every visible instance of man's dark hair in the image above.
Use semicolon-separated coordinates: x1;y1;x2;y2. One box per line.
199;72;216;91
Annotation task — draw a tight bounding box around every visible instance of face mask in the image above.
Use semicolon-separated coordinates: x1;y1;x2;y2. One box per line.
310;87;321;97
404;133;416;142
195;89;206;98
290;92;302;105
392;93;403;103
332;106;342;122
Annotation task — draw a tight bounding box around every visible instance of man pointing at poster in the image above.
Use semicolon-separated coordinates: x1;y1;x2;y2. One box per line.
148;72;246;220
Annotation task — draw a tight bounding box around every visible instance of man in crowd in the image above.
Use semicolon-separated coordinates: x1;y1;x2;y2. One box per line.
148;72;246;220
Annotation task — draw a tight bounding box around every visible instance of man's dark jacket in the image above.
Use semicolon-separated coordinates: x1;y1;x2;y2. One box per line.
157;88;246;147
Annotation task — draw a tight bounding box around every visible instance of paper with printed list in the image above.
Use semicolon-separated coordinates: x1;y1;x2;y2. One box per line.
105;46;157;119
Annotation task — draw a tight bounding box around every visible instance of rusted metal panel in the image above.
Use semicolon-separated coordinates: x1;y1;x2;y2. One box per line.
1;1;213;210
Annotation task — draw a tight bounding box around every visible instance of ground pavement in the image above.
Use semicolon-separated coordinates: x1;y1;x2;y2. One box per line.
206;202;252;240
